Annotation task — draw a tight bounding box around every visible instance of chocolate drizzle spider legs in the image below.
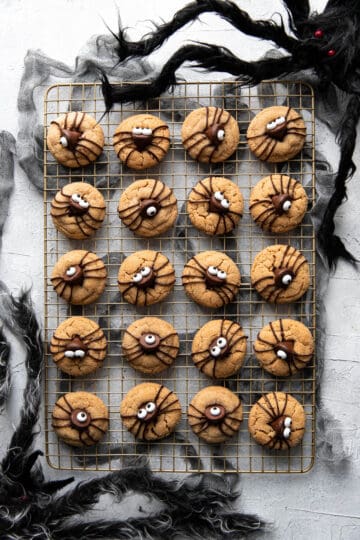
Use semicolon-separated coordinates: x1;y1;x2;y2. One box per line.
101;0;360;266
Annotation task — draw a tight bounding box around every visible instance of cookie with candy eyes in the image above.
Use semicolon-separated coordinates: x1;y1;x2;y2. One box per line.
52;391;109;447
47;111;104;168
118;250;175;306
188;386;243;443
249;174;308;233
248;392;306;450
120;382;182;441
113;114;170;169
182;250;241;309
187;177;243;235
192;320;247;379
181;106;239;163
254;319;314;377
50;317;107;377
50;182;106;239
118;179;178;237
251;244;310;304
122;317;179;374
50;250;107;305
247;106;306;162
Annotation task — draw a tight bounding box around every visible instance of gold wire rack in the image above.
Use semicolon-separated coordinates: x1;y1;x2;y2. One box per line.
44;81;316;473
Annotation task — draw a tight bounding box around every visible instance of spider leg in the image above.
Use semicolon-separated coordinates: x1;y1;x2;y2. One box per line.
282;0;310;31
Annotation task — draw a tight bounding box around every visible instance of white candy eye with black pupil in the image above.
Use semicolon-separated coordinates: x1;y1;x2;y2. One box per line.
79;199;89;209
137;408;147;419
132;272;142;283
214;191;224;201
217;129;225;141
76;411;88;423
132;127;142;135
140;266;151;276
282;200;292;212
276;349;288;360
283;427;291;439
217;337;227;348
208;266;218;276
220;199;230;209
210;346;221;357
266;120;277;130
145;402;156;412
281;274;293;286
284;417;292;428
142;128;152;136
66;266;76;277
146;206;157;217
275;116;286;125
145;334;156;345
74;350;85;358
64;350;75;358
60;136;68;147
210;406;221;416
217;270;227;280
71;193;81;202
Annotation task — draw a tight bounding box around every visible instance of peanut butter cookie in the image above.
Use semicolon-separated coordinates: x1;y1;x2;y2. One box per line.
248;392;306;450
47;111;104;168
50;181;106;239
118;179;177;237
187;177;243;235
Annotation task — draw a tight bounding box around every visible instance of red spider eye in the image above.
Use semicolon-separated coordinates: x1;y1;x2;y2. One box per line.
314;28;324;39
327;49;336;57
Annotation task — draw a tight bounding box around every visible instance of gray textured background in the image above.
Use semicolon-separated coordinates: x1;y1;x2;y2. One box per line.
0;0;359;538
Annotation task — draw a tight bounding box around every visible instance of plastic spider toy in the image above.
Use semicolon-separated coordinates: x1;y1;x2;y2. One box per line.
101;0;360;267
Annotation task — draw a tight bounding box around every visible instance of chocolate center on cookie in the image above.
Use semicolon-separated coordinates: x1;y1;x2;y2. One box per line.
270;415;292;439
137;401;158;422
204;404;226;422
64;336;88;359
205;266;227;288
132;266;155;289
63;265;84;285
271;194;292;215
265;116;287;140
209;191;230;214
68;193;90;216
274;341;294;362
205;123;225;146
132;127;153;151
139;333;161;352
274;268;294;288
140;199;161;218
70;409;91;429
60;128;82;151
209;336;229;358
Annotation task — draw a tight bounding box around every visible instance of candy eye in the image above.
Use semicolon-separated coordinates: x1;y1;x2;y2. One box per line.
284;417;292;428
145;334;156;345
60;136;68;147
132;272;143;283
132;127;142;135
282;200;292;212
283;427;291;439
275;116;286;126
217;269;227;280
266;120;277;130
208;266;218;276
71;193;81;203
210;406;221;416
142;128;153;136
281;274;293;286
140;266;151;277
327;49;336;57
217;129;225;141
221;198;230;209
145;401;156;412
76;411;88;423
137;408;147;419
66;266;77;277
74;349;86;358
64;350;75;358
146;206;157;217
276;349;288;360
216;337;227;348
314;28;324;39
79;199;89;209
210;346;221;357
214;191;224;201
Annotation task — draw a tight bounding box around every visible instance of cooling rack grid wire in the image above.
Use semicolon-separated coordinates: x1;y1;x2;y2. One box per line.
44;81;316;473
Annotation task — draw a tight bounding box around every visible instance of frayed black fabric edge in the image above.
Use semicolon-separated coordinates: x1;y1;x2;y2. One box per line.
0;283;265;539
100;0;360;268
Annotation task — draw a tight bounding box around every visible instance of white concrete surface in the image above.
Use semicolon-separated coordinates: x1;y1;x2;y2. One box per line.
0;1;359;538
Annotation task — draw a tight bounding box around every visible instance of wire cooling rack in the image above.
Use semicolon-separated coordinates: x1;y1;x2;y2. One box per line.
44;81;316;473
